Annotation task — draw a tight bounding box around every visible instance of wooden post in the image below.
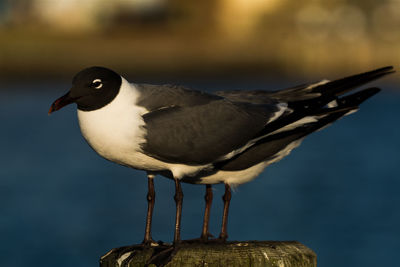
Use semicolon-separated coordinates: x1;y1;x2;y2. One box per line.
100;241;316;267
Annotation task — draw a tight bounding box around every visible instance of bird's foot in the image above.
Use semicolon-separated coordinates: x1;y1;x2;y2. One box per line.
142;238;161;248
183;233;215;244
145;243;178;267
211;235;228;243
172;239;183;247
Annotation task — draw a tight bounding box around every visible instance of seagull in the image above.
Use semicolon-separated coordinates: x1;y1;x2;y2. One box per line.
49;66;394;245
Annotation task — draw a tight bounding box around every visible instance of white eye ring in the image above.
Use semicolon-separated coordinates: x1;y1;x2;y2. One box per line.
92;79;103;89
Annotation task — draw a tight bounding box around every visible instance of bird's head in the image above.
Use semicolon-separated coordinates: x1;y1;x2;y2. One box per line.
48;66;122;114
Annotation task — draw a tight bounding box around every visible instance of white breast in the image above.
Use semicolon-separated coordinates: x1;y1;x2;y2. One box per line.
77;78;210;178
77;78;148;166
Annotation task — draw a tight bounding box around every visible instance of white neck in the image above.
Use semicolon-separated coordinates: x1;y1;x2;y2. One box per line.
77;77;147;165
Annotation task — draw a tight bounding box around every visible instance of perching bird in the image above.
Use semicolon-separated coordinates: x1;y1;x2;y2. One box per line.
49;66;394;245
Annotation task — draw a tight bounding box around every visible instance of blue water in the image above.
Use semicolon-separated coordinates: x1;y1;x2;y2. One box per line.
1;81;399;267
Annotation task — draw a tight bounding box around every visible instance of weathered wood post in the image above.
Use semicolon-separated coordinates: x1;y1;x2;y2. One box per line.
100;241;316;267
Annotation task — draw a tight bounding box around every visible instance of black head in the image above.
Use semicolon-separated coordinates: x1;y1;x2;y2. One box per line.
49;66;122;114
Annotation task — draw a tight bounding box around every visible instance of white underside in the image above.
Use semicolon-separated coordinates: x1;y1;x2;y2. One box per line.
195;139;303;186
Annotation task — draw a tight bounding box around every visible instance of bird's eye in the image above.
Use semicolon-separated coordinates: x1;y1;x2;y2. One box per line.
92;79;103;89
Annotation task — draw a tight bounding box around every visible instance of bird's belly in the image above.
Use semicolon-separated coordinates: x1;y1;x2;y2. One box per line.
77;107;165;171
77;109;210;178
185;139;304;185
189;162;268;186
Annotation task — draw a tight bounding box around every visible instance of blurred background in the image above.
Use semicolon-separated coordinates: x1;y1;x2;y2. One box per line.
1;0;400;80
1;1;399;267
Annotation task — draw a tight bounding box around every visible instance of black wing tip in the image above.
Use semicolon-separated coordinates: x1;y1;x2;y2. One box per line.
336;87;381;108
374;65;394;72
369;66;396;77
364;66;395;76
355;86;381;101
340;65;395;82
363;86;381;96
313;66;395;97
353;65;395;80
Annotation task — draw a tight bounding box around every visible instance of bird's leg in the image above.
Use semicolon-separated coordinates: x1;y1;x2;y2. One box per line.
143;173;155;245
218;183;231;241
200;184;213;242
173;179;183;244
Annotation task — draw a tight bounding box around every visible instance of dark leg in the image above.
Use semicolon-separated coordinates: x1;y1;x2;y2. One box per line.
173;179;183;244
143;173;155;245
219;183;231;241
201;184;213;242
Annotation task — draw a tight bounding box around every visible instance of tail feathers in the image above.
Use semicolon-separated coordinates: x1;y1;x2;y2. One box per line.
273;66;393;104
337;86;380;106
313;87;380;115
215;67;393;106
262;82;383;134
217;86;382;171
219;102;360;171
218;107;353;171
313;66;393;97
254;85;380;145
216;70;390;172
267;86;382;144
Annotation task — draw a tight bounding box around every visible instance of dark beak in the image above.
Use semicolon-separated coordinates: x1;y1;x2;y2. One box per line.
48;92;76;115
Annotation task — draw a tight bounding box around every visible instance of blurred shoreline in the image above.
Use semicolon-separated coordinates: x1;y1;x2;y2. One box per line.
1;0;399;84
1;28;398;83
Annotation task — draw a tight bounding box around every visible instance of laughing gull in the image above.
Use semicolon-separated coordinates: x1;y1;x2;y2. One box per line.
49;66;394;244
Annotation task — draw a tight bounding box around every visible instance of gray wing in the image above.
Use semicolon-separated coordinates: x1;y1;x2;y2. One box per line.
214;83;322;103
136;83;223;111
140;97;282;165
137;66;393;166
